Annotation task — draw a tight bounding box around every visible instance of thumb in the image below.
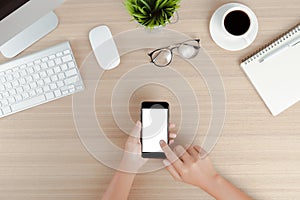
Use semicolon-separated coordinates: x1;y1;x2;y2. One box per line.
130;121;141;138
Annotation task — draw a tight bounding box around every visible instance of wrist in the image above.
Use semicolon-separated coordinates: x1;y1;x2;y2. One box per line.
119;157;140;173
197;173;223;197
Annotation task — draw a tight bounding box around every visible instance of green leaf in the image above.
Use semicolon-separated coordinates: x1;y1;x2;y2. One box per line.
139;0;151;11
124;0;180;29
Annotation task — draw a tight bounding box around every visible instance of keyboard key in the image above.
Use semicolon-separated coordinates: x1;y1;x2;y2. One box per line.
7;74;13;81
37;80;44;86
16;87;24;93
48;60;55;67
34;59;41;65
30;82;38;89
58;73;65;80
24;85;30;91
65;69;77;77
19;78;26;85
45;92;55;100
50;83;57;90
25;76;33;82
2;106;12;115
9;89;17;96
62;90;69;95
41;63;48;69
44;77;51;84
36;88;43;94
68;61;76;69
54;66;61;73
27;67;34;74
32;74;40;79
15;95;23;102
64;75;78;85
34;65;41;71
57;81;64;87
29;90;37;96
51;75;58;82
0;76;6;83
11;95;46;111
60;64;68;71
47;69;54;75
43;85;50;92
55;58;62;65
22;92;30;99
62;55;73;63
1;99;9;106
39;71;47;78
8;97;16;104
13;72;20;79
56;52;63;57
20;64;26;69
27;62;34;67
63;50;71;54
5;82;12;89
20;70;27;76
41;57;49;62
54;90;62;97
49;54;56;60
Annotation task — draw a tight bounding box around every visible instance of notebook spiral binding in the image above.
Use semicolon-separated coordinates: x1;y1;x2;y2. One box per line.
241;23;300;65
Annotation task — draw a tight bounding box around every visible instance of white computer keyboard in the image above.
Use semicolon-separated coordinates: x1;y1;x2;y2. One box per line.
0;41;84;118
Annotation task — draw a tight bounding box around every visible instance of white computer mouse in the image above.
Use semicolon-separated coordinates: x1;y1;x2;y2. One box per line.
89;25;120;70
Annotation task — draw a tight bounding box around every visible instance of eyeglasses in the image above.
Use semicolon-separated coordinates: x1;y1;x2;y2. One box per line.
148;39;200;67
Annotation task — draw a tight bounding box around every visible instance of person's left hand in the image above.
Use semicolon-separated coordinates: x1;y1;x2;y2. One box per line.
119;121;177;173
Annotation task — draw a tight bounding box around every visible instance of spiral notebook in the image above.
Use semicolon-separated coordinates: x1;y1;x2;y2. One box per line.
240;23;300;116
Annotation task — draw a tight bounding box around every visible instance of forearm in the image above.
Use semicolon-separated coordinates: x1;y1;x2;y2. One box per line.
201;175;253;200
101;171;136;200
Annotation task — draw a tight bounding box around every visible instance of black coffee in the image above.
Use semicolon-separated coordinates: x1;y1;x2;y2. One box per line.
224;10;250;36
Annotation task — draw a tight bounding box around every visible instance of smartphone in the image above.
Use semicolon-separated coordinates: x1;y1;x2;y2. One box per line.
141;101;169;158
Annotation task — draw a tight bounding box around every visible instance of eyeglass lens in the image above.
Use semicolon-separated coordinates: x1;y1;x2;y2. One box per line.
151;49;172;67
178;40;199;59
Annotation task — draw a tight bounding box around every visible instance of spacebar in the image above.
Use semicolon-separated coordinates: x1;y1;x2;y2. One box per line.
11;95;46;111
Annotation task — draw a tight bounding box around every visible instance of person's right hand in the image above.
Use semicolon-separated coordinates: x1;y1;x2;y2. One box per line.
160;141;219;190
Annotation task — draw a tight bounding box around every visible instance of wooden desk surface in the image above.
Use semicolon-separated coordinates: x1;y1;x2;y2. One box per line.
0;0;300;199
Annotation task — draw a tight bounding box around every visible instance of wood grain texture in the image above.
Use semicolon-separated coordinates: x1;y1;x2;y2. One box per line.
0;0;300;199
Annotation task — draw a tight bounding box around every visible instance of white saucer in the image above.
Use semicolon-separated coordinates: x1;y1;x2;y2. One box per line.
209;3;258;51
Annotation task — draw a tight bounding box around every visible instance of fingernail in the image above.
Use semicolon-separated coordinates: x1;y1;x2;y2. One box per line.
169;140;174;144
159;140;165;145
170;133;177;138
163;159;171;166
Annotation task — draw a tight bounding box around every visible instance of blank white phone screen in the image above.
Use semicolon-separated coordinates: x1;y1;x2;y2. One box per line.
142;108;168;152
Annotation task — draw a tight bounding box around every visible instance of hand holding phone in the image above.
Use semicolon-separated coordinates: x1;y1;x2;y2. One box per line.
141;101;169;158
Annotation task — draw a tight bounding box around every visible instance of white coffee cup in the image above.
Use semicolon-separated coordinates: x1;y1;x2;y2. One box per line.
221;3;257;44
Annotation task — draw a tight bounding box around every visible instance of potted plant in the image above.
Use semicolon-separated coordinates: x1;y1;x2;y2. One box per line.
124;0;180;30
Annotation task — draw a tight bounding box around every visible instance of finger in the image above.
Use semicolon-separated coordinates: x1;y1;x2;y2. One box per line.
130;121;141;138
174;145;193;164
160;140;182;170
163;159;182;181
186;146;200;161
169;132;177;139
194;145;209;159
169;139;174;145
169;123;176;129
194;145;201;153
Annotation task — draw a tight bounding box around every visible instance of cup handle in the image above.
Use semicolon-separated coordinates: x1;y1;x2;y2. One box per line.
243;35;251;44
